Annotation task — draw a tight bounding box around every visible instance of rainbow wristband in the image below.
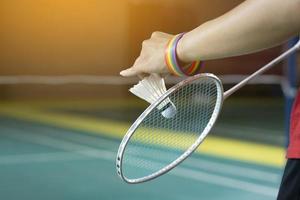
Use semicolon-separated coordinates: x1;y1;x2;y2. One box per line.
165;33;202;76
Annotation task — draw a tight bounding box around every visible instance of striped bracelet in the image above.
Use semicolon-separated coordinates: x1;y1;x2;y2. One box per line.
165;33;202;76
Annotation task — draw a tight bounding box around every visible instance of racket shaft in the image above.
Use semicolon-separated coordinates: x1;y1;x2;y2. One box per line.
224;39;300;99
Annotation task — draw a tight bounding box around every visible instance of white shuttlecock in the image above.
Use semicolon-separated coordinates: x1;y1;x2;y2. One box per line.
129;74;177;118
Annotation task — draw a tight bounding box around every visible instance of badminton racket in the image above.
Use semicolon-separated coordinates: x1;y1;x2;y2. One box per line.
116;39;300;184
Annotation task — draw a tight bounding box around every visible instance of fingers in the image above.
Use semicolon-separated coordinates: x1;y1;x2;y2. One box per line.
120;68;138;77
120;57;143;77
120;31;173;77
151;31;173;39
137;73;148;79
120;66;150;77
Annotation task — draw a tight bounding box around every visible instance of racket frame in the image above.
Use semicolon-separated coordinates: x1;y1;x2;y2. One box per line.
116;73;224;184
117;37;300;184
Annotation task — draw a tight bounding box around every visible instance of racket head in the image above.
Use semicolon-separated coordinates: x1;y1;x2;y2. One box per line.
116;73;224;184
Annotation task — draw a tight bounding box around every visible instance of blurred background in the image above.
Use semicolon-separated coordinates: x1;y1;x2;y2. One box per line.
0;0;299;199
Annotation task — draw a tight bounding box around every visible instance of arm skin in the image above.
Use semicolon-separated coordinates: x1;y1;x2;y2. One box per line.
120;0;300;77
177;0;300;62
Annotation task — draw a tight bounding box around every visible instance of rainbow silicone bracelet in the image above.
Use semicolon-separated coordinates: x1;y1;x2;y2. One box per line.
165;33;202;76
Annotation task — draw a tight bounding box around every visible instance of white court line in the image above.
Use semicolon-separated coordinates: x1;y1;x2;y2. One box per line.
173;168;277;197
0;74;283;85
2;123;281;183
129;147;280;183
0;126;279;197
23;124;280;183
1;132;115;159
0;151;91;164
126;157;278;197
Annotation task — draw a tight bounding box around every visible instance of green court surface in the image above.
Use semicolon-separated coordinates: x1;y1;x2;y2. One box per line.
0;98;285;200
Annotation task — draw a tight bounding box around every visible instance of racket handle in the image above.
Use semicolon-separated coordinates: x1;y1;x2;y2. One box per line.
224;38;300;99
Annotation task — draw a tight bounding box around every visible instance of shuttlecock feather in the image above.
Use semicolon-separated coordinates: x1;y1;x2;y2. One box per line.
129;74;177;118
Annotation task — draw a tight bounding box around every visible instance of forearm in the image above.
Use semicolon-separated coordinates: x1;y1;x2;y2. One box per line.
178;0;300;62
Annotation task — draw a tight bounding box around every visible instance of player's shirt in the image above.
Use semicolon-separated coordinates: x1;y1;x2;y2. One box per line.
287;90;300;158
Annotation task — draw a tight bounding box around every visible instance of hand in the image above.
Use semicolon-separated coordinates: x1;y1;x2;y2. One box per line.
120;32;174;77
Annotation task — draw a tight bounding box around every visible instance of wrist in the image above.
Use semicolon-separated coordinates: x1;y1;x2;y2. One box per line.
165;33;202;76
176;33;192;64
177;33;204;76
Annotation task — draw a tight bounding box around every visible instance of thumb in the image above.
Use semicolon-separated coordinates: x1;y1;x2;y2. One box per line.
120;68;138;77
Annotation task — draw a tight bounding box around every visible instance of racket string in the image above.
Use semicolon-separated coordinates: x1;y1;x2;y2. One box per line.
122;77;220;180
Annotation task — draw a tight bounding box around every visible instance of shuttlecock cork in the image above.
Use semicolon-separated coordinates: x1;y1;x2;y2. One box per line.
129;74;177;118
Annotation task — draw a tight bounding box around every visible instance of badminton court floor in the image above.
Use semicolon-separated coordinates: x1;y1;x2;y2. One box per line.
0;99;286;200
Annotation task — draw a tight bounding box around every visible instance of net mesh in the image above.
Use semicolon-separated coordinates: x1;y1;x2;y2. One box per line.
122;76;221;180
